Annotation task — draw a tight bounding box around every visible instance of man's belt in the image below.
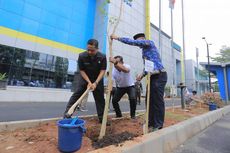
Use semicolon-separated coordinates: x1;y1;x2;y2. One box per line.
150;69;166;75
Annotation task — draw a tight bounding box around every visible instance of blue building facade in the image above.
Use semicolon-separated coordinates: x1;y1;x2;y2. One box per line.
0;0;108;89
0;0;96;50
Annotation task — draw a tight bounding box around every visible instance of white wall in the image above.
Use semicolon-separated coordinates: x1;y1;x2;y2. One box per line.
107;0;145;79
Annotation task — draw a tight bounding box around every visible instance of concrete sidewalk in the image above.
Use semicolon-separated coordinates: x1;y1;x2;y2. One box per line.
0;86;181;103
173;112;230;153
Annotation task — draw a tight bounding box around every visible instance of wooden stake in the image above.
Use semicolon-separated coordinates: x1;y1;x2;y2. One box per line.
144;73;150;134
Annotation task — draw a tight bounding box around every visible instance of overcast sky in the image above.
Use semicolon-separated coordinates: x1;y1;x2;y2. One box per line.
150;0;230;62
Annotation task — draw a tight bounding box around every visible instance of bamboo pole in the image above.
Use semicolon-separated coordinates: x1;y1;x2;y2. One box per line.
99;0;124;139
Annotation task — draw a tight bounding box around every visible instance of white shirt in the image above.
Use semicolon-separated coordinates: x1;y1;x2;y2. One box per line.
112;64;134;88
104;76;116;87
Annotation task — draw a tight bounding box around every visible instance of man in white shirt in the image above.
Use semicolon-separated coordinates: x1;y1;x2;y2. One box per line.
109;55;136;119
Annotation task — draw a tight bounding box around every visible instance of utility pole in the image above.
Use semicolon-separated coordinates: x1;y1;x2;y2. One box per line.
202;37;212;92
196;48;200;94
159;0;162;58
181;0;186;84
171;7;175;86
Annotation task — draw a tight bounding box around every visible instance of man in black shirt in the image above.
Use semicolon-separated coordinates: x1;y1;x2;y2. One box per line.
64;39;107;123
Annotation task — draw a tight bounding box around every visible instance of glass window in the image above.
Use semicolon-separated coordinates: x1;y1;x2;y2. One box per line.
0;44;77;89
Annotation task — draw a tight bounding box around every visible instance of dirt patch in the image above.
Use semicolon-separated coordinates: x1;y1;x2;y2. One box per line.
0;105;209;153
92;131;137;149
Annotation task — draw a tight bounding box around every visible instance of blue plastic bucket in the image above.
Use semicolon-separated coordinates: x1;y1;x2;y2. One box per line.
209;103;217;111
57;118;86;152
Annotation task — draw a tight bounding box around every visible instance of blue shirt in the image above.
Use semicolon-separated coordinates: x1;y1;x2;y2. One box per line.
118;37;165;74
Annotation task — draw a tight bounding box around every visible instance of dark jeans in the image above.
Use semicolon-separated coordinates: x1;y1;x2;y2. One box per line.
64;81;105;122
109;87;116;103
112;86;136;118
149;72;167;128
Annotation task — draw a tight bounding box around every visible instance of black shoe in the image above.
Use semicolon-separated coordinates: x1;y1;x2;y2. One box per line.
148;127;158;132
99;120;111;126
158;126;163;129
131;116;136;119
116;114;122;118
149;126;162;132
152;128;159;132
150;127;162;132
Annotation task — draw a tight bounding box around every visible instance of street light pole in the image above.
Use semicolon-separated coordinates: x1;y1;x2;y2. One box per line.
202;37;212;92
196;48;200;94
206;43;212;92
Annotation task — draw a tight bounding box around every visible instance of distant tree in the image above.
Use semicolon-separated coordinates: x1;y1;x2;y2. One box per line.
199;69;208;76
0;45;13;73
13;48;26;80
54;57;68;88
211;46;230;63
0;46;26;80
213;81;219;92
29;52;40;81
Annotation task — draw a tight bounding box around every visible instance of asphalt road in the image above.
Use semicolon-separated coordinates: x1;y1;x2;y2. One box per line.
0;98;181;122
173;113;230;153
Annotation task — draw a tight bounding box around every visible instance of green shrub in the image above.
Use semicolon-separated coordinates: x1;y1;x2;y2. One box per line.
0;73;7;81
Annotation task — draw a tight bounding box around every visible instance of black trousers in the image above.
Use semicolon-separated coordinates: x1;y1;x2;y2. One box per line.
64;81;105;122
109;87;117;103
149;72;167;128
112;86;136;118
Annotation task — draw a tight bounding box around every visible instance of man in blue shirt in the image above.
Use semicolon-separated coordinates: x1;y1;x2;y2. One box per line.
111;33;167;131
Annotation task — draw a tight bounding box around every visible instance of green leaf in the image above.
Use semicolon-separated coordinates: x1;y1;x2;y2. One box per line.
211;46;230;63
0;73;7;80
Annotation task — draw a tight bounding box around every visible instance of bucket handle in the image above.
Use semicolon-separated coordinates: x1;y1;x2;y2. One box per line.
79;125;86;133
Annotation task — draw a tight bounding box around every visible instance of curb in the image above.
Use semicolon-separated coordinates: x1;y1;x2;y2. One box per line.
0;110;146;132
0;118;60;132
89;105;230;153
